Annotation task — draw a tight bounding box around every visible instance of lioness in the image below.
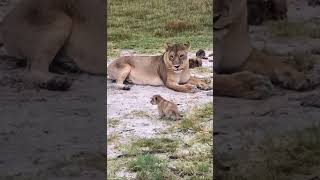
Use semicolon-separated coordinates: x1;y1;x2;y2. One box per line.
107;42;211;93
213;0;312;99
1;0;105;90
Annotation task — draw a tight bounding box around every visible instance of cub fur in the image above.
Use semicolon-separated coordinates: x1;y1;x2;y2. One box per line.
150;95;182;120
107;42;211;93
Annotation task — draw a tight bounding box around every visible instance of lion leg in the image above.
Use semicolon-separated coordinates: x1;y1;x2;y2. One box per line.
187;76;212;90
241;49;311;91
20;13;73;90
108;63;132;90
214;71;274;99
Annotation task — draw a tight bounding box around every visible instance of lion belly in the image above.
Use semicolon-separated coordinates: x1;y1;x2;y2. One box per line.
128;70;164;86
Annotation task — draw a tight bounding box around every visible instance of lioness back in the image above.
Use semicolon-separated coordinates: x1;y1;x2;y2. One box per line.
108;55;165;86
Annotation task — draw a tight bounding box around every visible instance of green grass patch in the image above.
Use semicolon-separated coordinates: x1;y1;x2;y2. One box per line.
267;20;320;38
107;158;129;180
171;160;213;179
223;124;320;180
124;137;179;156
178;102;213;132
128;154;173;180
107;0;213;59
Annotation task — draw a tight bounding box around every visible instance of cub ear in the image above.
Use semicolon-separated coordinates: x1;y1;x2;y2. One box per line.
164;42;173;51
183;41;191;50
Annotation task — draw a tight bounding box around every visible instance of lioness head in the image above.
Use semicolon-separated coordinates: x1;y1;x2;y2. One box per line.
213;0;247;31
164;42;190;73
150;95;162;105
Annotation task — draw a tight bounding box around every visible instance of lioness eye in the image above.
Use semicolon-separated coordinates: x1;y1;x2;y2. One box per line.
179;54;184;58
170;56;174;60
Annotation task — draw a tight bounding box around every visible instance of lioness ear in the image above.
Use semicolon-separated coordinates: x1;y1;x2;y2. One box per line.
164;42;173;51
184;41;191;49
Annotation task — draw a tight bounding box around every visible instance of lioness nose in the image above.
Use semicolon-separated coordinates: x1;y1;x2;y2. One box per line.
174;65;180;68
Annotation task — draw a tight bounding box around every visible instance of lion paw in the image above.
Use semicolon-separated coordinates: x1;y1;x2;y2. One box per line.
44;76;73;91
232;71;274;99
274;69;312;91
122;84;132;90
197;79;212;90
185;84;200;93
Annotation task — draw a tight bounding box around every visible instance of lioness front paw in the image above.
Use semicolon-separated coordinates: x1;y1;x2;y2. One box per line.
232;71;274;99
44;76;73;91
274;68;312;91
196;79;212;90
185;84;199;93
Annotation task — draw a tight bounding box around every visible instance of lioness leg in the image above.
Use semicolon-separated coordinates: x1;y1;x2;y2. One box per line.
28;13;73;90
108;63;132;90
4;11;74;90
241;49;311;90
214;71;274;99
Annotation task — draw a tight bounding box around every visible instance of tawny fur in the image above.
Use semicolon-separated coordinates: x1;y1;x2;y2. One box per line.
150;95;182;120
1;0;105;90
107;42;211;93
213;0;311;100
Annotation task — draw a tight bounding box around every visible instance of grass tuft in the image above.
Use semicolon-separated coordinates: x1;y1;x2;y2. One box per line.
125;137;179;156
222;124;320;180
179;103;213;132
128;154;171;180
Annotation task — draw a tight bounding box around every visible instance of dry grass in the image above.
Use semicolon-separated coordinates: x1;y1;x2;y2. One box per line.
107;103;214;179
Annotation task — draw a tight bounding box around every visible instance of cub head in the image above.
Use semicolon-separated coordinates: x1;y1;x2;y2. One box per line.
150;95;162;105
164;42;190;73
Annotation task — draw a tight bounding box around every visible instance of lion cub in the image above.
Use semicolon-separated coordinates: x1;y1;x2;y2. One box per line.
150;95;182;120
